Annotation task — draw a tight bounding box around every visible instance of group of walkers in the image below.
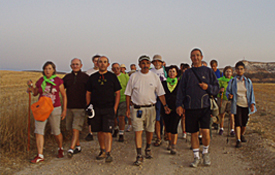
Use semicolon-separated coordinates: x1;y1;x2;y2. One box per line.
26;48;257;168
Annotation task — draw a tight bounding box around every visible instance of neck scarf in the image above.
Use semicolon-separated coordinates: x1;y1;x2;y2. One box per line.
41;75;57;92
218;76;233;82
166;77;178;86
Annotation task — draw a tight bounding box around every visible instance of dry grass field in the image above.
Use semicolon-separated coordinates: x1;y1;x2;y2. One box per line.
0;70;274;174
0;70;67;152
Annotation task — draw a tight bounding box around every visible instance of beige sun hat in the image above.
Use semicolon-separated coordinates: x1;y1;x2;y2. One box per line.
120;64;126;69
152;54;163;62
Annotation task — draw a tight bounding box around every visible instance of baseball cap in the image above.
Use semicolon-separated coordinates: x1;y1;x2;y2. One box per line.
152;54;163;62
138;55;150;62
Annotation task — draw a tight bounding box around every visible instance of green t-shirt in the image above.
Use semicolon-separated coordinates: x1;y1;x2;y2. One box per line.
217;76;233;100
117;73;129;102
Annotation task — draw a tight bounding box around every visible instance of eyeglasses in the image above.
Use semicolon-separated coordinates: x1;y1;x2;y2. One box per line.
71;63;80;66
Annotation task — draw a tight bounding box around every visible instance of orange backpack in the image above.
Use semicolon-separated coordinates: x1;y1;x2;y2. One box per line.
31;96;54;122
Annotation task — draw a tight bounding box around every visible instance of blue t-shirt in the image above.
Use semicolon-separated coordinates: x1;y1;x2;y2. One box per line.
214;69;222;78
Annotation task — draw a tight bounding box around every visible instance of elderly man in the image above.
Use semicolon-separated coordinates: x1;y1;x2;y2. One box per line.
63;58;89;158
85;54;100;141
176;48;219;168
111;63;129;142
125;55;170;166
150;54;167;147
86;56;121;163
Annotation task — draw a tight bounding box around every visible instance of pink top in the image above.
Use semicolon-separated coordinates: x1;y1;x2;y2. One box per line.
36;76;63;107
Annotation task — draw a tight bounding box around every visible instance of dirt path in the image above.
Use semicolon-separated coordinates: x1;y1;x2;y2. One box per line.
15;119;256;175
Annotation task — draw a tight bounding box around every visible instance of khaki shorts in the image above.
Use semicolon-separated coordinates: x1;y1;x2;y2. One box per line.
217;98;231;114
34;106;61;135
130;106;156;132
117;101;127;117
66;109;86;131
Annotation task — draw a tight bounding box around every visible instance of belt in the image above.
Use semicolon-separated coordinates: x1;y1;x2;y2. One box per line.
133;104;155;109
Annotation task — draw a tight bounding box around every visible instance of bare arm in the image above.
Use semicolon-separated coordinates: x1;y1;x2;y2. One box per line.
86;91;91;106
158;95;171;114
114;90;120;114
59;84;67;120
126;95;131;118
27;80;39;96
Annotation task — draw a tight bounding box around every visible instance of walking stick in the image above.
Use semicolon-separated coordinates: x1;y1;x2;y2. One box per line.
28;91;31;151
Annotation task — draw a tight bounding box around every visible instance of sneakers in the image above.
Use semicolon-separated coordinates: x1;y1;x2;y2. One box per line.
85;133;94;141
235;140;241;148
67;149;74;158
182;132;187;139
57;148;64;158
126;125;132;132
74;147;82;154
105;153;113;163
133;155;144;166
112;129;118;138
230;131;235;137
241;135;247;142
218;129;224;135
118;135;124;142
202;153;211;166
145;148;153;159
96;151;106;160
30;155;44;163
170;148;176;155
190;157;200;168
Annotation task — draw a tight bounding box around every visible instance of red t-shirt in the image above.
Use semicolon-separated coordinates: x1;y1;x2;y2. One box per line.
36;76;63;107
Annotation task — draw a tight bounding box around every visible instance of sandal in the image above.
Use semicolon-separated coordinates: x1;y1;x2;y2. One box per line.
145;149;153;159
154;139;162;147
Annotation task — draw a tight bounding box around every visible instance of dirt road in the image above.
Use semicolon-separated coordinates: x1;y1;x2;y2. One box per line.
16;119;257;175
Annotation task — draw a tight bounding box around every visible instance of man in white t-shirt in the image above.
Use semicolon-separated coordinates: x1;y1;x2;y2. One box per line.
150;54;167;147
86;55;100;76
125;55;170;166
85;54;100;141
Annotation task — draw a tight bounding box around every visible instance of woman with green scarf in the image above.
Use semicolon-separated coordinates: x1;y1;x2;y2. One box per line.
217;66;235;136
161;65;181;154
27;61;67;163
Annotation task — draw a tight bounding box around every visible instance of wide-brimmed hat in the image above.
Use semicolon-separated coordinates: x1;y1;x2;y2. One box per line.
120;64;126;69
152;54;163;63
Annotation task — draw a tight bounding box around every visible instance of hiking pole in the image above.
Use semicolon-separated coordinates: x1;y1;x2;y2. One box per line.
27;90;31;151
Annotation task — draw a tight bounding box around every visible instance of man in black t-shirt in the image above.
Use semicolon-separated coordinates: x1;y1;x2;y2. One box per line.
86;56;121;163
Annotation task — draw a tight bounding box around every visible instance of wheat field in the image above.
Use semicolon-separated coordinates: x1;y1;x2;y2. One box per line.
0;70;66;153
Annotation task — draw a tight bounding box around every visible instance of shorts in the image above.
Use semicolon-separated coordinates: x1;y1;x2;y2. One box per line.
234;106;249;127
66;109;85;131
185;107;211;133
88;107;115;133
34;106;62;135
163;111;181;134
155;100;161;121
131;106;156;132
217;98;231;114
116;101;127;117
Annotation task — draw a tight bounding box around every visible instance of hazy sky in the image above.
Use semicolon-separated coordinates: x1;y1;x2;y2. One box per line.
1;0;274;72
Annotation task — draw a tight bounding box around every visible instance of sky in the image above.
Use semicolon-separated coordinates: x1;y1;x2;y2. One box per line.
1;0;275;72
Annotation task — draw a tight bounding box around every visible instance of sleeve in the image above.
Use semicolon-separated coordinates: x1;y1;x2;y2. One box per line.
124;75;133;96
62;75;67;88
176;72;186;108
114;74;122;92
156;75;165;96
206;69;220;96
226;79;233;99
86;76;93;92
249;79;256;105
